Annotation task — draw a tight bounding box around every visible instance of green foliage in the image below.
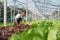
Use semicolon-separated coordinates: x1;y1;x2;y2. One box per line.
9;20;60;40
0;22;13;27
56;29;60;40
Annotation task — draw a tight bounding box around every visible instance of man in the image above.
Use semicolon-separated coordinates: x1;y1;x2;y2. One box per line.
14;10;30;26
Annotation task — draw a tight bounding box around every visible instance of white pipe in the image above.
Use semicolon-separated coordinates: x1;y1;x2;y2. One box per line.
4;0;7;26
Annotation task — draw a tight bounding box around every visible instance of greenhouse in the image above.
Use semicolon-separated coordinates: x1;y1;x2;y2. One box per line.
0;0;60;40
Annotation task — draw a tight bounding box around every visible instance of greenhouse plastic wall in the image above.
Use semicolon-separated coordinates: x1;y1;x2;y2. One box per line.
0;0;60;22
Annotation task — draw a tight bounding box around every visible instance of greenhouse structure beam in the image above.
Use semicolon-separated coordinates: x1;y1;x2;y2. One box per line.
4;0;7;26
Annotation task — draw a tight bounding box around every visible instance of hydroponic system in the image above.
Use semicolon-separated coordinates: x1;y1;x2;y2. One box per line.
0;0;60;40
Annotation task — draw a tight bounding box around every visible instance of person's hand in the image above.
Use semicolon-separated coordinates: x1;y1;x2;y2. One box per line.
24;20;31;27
27;23;31;27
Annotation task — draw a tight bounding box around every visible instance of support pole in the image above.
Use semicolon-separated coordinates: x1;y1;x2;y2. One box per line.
13;0;16;23
18;10;19;14
0;7;1;22
4;0;7;26
11;8;12;22
26;0;28;21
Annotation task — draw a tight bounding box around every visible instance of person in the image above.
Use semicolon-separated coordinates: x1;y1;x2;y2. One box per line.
14;10;31;26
